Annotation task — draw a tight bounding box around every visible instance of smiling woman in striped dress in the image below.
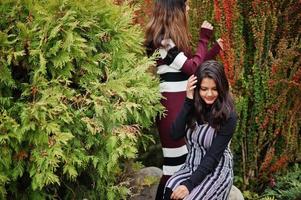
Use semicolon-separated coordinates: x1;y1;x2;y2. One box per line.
144;0;223;199
163;60;237;200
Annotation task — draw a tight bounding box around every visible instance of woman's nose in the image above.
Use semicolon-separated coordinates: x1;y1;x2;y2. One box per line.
207;90;213;96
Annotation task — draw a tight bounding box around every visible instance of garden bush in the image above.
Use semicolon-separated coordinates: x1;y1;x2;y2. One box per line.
263;164;301;200
0;0;162;199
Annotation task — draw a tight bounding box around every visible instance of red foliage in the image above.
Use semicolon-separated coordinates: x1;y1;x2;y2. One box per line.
213;0;237;85
259;147;274;176
213;0;222;22
273;128;281;136
222;0;234;31
292;68;301;83
260;114;270;130
269;176;276;188
14;150;28;161
260;150;289;177
270;155;289;173
271;64;278;75
133;0;153;26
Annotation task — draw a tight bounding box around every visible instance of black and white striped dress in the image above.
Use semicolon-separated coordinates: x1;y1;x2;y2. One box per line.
164;98;236;200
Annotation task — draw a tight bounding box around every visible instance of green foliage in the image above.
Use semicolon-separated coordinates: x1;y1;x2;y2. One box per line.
242;190;260;200
0;0;163;199
260;197;276;200
263;164;301;200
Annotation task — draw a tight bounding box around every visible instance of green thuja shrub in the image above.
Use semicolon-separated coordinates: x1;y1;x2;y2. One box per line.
0;0;162;199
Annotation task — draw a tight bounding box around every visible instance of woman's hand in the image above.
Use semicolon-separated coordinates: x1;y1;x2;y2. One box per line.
217;38;224;50
171;185;189;199
186;75;197;99
201;20;213;30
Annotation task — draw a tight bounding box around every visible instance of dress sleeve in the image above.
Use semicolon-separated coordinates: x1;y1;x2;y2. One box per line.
181;28;215;75
204;42;222;61
162;28;220;75
181;112;237;192
170;97;194;140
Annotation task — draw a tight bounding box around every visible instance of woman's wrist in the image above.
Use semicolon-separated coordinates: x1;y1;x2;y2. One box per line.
185;97;194;103
186;95;193;100
199;28;213;40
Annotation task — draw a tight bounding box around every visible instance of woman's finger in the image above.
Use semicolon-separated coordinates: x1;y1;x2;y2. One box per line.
217;38;224;50
188;74;196;80
189;77;197;83
188;79;197;87
171;188;180;199
188;76;197;84
187;75;197;99
201;20;213;30
189;85;196;91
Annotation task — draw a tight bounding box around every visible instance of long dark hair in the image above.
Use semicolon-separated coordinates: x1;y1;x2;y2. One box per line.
188;60;235;130
145;0;190;54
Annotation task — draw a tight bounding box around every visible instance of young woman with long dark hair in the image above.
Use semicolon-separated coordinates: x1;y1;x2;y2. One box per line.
144;0;223;199
163;60;237;200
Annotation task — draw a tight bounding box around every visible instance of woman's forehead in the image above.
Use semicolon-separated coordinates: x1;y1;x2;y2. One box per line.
201;78;216;85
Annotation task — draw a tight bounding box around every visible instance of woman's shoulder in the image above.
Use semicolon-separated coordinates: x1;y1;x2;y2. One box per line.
229;111;238;120
223;111;237;127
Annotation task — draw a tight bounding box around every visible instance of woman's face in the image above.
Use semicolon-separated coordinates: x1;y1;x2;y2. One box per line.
199;77;218;105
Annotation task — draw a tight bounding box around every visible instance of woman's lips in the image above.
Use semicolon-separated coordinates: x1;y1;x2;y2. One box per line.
205;97;216;101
